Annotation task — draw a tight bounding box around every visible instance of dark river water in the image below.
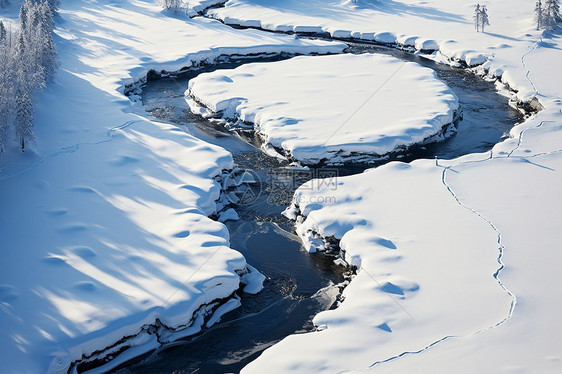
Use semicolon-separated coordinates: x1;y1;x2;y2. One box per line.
115;42;523;373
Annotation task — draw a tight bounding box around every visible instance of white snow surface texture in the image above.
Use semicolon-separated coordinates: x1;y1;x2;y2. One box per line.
188;53;459;164
1;0;561;373
0;0;342;372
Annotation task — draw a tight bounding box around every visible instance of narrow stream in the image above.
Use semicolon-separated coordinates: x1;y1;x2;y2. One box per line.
116;42;523;373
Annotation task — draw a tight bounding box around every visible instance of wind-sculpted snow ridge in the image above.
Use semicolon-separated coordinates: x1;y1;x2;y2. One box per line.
187;53;460;165
0;0;345;372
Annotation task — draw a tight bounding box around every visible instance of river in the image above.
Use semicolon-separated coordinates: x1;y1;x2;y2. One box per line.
115;41;523;373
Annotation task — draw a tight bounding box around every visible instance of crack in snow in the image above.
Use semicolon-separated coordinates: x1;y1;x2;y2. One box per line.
365;34;552;370
367;151;517;369
507;119;552;158
366;126;562;370
521;36;542;97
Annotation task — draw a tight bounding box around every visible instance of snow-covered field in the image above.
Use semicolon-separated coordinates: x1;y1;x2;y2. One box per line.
1;0;561;373
270;115;562;373
188;53;459;164
0;1;342;372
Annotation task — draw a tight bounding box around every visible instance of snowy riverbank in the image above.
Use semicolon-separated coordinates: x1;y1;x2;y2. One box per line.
0;0;560;372
202;0;549;101
199;1;562;373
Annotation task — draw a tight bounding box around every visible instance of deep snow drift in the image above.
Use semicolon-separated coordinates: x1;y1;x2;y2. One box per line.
0;0;343;372
187;53;459;164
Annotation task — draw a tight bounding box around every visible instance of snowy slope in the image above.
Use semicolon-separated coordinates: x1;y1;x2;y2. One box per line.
188;53;459;164
0;1;344;372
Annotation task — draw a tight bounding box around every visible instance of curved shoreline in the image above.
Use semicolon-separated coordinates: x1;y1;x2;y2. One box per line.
123;38;527;374
69;6;532;373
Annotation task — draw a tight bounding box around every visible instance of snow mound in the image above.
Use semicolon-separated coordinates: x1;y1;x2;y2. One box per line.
188;53;459;165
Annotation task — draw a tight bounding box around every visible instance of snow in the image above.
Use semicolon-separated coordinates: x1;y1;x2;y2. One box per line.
372;149;562;373
1;0;562;372
0;0;345;372
218;207;240;222
188;53;459;164
262;116;562;372
185;0;226;17
205;0;547;102
240;264;266;294
219;1;562;372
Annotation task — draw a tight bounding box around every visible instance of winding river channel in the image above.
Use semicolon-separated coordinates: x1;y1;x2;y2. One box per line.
116;40;523;373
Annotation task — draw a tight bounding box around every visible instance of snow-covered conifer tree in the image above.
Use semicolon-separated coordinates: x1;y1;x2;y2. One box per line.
481;5;490;32
474;4;490;32
474;4;482;32
19;0;28;30
0;21;6;43
37;0;58;82
536;0;544;29
0;22;11;150
13;33;35;151
40;0;56;31
163;0;182;13
15;91;35;151
543;0;561;29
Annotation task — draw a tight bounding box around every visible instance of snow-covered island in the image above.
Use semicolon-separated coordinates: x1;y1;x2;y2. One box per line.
187;53;460;165
1;0;561;373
